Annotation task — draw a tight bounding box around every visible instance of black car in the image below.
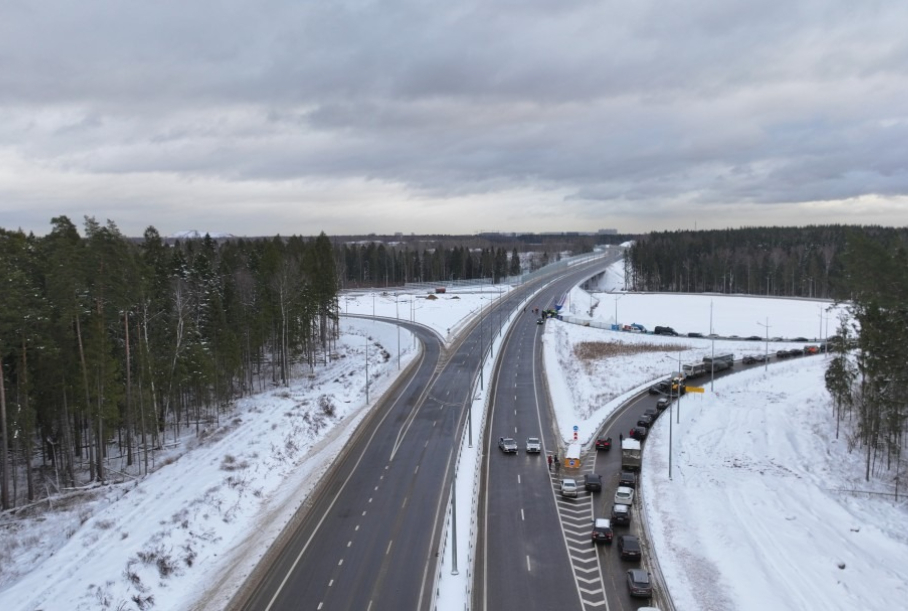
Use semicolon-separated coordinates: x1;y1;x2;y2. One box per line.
792;336;809;342
656;397;670;410
584;473;603;492
753;353;767;363
789;348;804;357
746;335;762;341
618;471;637;489
626;568;653;598
630;426;647;441
776;349;791;358
643;407;658;420
611;503;631;525
591;518;613;544
618;534;642;560
742;355;757;365
636;414;653;428
654;325;679;336
595;436;612;451
687;332;704;338
536;318;545;325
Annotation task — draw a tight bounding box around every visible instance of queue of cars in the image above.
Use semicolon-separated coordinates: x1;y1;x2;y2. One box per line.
587;390;668;602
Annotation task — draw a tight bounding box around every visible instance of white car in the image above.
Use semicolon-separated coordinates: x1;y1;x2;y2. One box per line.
614;485;635;505
561;478;579;498
525;437;541;453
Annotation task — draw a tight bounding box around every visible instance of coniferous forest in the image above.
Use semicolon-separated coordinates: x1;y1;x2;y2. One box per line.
0;217;340;510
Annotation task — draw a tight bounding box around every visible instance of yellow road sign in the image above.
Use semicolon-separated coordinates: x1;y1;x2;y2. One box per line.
685;386;705;393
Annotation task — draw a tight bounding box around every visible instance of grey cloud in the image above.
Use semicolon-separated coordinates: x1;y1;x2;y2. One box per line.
1;0;907;236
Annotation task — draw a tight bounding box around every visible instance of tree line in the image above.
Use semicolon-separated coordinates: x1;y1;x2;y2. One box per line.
340;242;524;287
0;217;339;510
626;225;908;299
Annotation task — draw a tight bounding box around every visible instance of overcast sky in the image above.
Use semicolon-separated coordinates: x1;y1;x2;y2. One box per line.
2;0;907;237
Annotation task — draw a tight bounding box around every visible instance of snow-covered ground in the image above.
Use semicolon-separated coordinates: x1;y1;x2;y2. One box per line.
2;264;905;611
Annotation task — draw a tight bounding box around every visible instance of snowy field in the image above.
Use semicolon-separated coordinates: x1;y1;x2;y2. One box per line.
2;265;905;611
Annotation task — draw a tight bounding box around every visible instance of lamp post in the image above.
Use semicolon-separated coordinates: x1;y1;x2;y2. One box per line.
396;293;400;370
668;376;673;481
757;318;770;372
613;292;624;327
676;350;682;424
710;300;716;391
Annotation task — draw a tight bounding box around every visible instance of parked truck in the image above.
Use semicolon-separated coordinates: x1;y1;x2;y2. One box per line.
621;438;642;471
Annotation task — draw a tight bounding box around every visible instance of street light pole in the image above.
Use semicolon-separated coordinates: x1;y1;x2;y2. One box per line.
677;350;682;424
668;377;673;481
396;293;400;370
710;300;716;391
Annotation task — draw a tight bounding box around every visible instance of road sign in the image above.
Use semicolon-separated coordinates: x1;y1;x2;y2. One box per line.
686;386;705;393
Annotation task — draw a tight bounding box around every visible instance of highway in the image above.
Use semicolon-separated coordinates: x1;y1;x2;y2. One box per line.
230;259;612;610
475;252;627;611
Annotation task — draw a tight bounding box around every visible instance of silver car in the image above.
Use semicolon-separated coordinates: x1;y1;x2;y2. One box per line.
614;486;635;505
525;437;541;453
561;478;579;498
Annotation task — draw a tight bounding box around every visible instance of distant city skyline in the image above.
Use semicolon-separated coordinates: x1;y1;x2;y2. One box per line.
2;1;907;237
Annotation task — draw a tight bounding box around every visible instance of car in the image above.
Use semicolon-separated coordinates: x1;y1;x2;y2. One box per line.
536;318;545;325
637;414;653;427
561;478;578;498
626;568;652;598
618;534;642;560
804;345;819;355
687;332;704;338
742;355;757;365
789;348;804;357
653;325;679;336
752;353;767;363
498;437;518;453
595;436;612;451
591;518;614;544
648;379;671;395
611;503;631;525
792;336;809;342
525;437;541;453
584;473;603;492
618;471;637;489
614;486;635;505
656;397;670;410
630;426;647;440
746;335;762;341
776;349;791;358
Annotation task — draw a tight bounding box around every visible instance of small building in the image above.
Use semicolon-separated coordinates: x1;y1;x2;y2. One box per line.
564;442;582;469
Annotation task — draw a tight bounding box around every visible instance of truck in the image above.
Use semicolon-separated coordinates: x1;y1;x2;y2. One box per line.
702;353;735;372
621;438;642;471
